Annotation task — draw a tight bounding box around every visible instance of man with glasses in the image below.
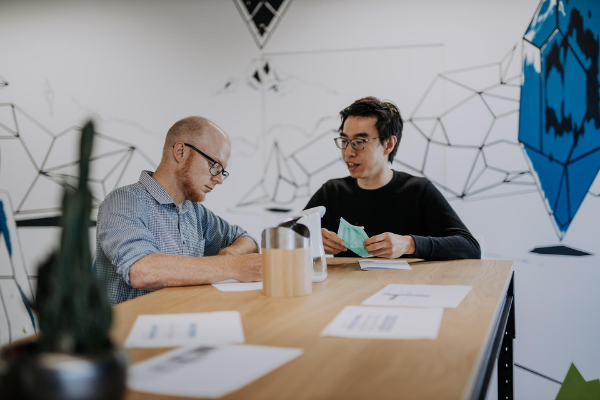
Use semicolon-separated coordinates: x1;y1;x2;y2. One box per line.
304;97;480;261
96;116;260;304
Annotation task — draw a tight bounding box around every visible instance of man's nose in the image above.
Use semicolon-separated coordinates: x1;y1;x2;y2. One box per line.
343;145;357;157
212;173;224;185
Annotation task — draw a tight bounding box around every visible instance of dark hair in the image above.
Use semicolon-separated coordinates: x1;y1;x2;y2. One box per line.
339;96;403;163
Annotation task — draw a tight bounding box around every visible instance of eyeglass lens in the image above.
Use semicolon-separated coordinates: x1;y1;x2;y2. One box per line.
335;138;366;150
210;163;228;180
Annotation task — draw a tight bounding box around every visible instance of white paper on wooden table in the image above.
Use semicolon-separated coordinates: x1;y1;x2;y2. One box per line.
321;305;443;340
124;311;245;348
127;344;303;398
362;284;472;308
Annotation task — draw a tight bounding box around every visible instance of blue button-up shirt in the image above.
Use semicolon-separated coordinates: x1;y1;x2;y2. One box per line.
96;171;254;305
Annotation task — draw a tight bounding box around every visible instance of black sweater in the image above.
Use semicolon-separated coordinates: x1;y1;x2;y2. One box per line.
304;170;481;261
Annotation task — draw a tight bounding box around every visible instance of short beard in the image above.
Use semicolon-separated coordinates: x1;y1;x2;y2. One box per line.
179;158;205;203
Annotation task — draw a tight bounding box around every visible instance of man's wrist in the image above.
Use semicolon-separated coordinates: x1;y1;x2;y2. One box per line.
406;235;416;255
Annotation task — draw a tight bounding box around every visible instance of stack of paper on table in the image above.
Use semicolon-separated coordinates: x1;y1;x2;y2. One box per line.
359;259;412;270
212;279;263;292
125;311;245;348
128;344;303;398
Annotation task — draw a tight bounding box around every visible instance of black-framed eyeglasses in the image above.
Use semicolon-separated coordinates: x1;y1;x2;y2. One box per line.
334;137;381;150
183;143;229;181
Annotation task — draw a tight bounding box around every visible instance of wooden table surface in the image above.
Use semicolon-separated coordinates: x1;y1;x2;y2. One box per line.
112;258;513;400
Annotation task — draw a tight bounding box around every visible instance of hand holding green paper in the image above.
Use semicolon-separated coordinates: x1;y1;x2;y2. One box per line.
337;217;373;258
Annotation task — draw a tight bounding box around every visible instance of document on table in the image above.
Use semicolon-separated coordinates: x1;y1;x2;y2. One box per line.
124;312;245;348
359;259;412;270
321;306;443;340
127;344;303;398
212;279;263;292
361;284;472;308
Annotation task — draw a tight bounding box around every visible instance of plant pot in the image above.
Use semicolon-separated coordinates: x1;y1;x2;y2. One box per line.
0;341;127;400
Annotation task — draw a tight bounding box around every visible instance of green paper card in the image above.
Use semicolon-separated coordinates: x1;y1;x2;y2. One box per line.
337;217;373;258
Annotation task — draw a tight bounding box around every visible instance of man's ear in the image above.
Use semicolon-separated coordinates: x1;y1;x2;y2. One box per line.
383;136;397;155
172;142;186;164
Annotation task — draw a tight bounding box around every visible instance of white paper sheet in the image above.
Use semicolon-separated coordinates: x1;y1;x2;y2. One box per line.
212;279;263;292
127;344;303;398
124;312;245;348
361;284;472;308
359;259;412;270
321;306;443;340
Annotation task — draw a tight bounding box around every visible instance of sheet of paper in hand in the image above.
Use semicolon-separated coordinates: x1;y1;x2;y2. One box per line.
337;217;372;257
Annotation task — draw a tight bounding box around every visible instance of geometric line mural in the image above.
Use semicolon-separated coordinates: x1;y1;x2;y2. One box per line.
232;45;537;212
0;103;156;223
399;44;533;202
0;97;156;345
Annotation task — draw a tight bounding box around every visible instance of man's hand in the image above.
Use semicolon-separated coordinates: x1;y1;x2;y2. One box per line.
364;233;415;258
232;253;262;282
321;228;347;255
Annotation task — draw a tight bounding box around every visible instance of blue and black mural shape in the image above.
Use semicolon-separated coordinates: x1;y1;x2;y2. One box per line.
520;0;600;237
0;200;36;344
233;0;293;49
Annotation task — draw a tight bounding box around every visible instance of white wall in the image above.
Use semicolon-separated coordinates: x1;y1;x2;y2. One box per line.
0;1;598;398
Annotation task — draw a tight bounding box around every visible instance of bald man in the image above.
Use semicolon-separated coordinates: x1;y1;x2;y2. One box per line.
96;117;261;304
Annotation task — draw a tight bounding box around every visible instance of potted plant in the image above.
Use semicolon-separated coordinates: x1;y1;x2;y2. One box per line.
0;122;127;400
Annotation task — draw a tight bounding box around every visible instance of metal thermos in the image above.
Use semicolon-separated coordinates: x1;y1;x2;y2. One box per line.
261;223;312;297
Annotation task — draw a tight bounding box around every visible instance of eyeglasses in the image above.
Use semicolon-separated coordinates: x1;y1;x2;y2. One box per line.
334;137;381;150
183;143;229;181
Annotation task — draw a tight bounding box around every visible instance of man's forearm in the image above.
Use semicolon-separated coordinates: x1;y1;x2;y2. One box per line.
129;253;254;290
219;235;259;256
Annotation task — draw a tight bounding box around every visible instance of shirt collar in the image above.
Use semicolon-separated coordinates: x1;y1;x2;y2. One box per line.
139;170;176;205
139;171;193;214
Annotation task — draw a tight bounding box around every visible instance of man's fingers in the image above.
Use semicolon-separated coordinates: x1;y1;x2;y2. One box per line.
322;228;346;249
364;234;386;246
324;237;346;252
322;228;345;245
366;249;394;258
364;240;387;252
323;243;341;255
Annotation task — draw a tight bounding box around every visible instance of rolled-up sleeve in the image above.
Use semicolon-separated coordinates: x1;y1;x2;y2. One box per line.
97;190;160;285
199;204;257;255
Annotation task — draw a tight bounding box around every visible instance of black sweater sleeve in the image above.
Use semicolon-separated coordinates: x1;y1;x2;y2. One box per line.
411;181;481;260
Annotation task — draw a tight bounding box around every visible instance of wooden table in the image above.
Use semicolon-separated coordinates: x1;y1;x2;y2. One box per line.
112;258;514;400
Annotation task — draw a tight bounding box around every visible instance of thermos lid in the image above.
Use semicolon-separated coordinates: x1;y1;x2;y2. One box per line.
261;225;310;250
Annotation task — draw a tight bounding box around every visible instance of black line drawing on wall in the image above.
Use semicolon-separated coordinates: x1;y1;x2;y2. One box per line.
234;132;340;212
70;97;164;140
0;96;156;345
0;103;156;222
212;59;337;97
397;44;536;202
229;45;542;215
233;0;293;49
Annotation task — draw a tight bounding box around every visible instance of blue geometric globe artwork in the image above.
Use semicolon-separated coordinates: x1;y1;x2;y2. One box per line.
519;0;600;240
